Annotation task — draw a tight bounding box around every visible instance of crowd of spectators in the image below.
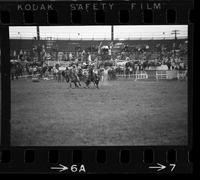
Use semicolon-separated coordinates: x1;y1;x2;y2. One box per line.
10;39;188;77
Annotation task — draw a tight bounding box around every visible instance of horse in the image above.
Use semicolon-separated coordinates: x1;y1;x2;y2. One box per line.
108;68;116;80
39;66;48;78
10;63;23;80
62;68;81;88
84;68;101;88
125;61;136;78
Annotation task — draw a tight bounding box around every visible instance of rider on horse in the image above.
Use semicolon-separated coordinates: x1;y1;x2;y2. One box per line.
72;65;80;82
88;65;94;81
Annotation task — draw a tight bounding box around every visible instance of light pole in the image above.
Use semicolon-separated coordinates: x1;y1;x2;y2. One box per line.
171;30;180;40
171;30;180;58
36;26;41;63
111;25;114;41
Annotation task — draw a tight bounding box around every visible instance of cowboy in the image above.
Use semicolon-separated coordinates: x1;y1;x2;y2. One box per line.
72;65;80;81
33;66;37;75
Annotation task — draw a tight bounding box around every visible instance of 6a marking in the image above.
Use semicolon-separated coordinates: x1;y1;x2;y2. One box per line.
51;164;86;173
71;164;86;173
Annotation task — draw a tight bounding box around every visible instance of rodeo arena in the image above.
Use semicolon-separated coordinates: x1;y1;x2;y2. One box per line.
9;26;188;146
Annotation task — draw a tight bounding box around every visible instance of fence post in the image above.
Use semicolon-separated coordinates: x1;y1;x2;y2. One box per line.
156;71;158;80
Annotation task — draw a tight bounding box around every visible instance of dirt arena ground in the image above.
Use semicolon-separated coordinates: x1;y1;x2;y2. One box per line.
11;78;188;146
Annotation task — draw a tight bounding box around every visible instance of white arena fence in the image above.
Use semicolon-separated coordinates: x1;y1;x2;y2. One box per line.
135;71;148;80
11;70;187;81
115;71;149;80
115;70;187;81
156;71;168;80
13;73;54;80
177;70;188;80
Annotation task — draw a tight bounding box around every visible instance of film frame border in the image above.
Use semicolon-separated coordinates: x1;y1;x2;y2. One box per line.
0;0;194;174
0;1;194;25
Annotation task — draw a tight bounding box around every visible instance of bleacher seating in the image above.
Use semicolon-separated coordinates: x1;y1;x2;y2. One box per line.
10;39;187;55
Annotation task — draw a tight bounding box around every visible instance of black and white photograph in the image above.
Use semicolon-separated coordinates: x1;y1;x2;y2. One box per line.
9;25;188;146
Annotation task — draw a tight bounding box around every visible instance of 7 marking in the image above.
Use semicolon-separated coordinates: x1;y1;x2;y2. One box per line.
170;164;176;172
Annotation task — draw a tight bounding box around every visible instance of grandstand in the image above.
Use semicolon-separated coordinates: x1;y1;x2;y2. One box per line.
10;39;187;51
10;38;188;62
9;25;188;65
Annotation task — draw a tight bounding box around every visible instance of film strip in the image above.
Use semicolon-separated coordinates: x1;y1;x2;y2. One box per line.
0;0;195;175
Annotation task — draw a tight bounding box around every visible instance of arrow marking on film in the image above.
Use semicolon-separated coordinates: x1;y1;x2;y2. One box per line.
50;164;68;172
149;163;166;171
